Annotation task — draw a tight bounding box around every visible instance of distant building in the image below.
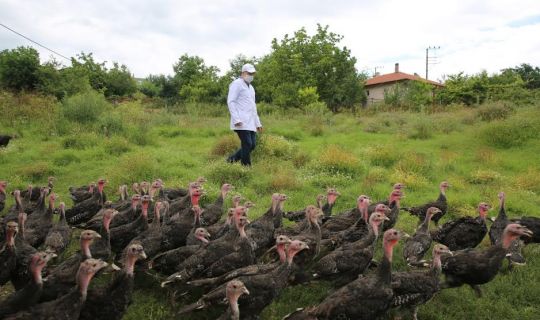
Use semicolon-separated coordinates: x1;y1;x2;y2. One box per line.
364;63;444;105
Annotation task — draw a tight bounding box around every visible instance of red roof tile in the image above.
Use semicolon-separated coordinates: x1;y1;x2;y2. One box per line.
365;72;444;87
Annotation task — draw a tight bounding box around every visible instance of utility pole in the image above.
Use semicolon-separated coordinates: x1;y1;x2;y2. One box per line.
425;46;440;80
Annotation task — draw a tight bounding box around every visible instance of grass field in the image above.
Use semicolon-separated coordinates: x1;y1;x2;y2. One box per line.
1;92;540;319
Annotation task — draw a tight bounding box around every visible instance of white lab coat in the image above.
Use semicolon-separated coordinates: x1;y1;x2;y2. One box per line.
227;78;262;132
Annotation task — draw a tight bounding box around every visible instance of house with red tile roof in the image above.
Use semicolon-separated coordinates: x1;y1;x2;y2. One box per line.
365;63;444;105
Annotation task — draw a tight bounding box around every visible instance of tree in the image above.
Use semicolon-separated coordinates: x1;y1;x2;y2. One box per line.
503;63;540;89
70;52;108;92
255;24;363;110
173;54;222;102
104;62;137;97
0;46;41;91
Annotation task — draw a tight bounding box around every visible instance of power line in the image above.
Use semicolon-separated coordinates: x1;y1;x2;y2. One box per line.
0;22;71;61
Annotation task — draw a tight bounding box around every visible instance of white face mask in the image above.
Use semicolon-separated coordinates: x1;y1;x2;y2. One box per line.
244;75;254;83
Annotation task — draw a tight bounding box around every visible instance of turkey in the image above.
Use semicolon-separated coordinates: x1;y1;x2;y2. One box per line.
0;180;7;213
160;177;206;201
245;193;287;256
109;195;151;255
149;227;211;275
0;221;18;286
510;216;540;244
161;188;204;250
68;182;95;205
283;229;403;320
403;207;441;267
441;223;532;297
0;251;56;317
200;183;233;226
381;189;403;231
489;192;525;265
44;202;72;255
40;230;102;302
208;201;254;241
111;184;131;212
321;195;370;238
432;202;490;251
167;181;203;216
20;177;55;204
4;258;108;320
217;280;250;320
177;239;309;319
79;243;147;320
66;178;107;225
367;183;404;210
0;190;23;235
0;134;12;147
78;200;113;230
402;181;449;225
310;211;388;286
284;189;340;223
108;194;141;229
11;212;38;291
89;208;119;260
187;235;292;289
161;210;250;286
126;201;166;263
284;194;325;222
23;188;55;248
391;244;452;320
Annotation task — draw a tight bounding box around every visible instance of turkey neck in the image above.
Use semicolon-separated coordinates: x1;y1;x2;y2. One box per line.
47;196;56;217
125;254;138;276
418;213;433;234
430;252;442;276
228;293;242;320
437;186;447;202
378;241;396;285
32;261;44;286
81;238;92;259
497;197;506;220
190;193;201;207
37;189;47;211
58;206;66;224
277;242;287;263
5;229;16;247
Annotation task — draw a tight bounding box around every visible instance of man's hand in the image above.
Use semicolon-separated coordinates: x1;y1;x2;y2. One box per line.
234;122;243;127
257;127;263;133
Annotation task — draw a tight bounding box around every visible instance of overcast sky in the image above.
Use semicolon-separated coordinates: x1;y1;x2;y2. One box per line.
1;0;540;82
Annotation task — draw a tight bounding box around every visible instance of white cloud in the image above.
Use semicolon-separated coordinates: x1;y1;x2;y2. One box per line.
1;0;539;81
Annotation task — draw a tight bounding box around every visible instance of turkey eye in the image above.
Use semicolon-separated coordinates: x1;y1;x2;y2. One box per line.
233;285;237;288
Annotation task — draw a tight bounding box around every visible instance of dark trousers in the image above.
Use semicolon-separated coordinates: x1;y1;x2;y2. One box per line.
227;130;257;166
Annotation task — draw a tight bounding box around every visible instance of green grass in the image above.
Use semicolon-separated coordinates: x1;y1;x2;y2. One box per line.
1;92;540;319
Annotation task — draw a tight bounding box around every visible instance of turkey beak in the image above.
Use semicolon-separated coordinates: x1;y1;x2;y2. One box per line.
205;231;211;239
401;232;411;239
140;251;147;260
383;216;390;221
242;287;250;295
521;227;533;238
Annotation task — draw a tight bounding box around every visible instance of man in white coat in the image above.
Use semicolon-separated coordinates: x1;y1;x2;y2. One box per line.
226;63;262;166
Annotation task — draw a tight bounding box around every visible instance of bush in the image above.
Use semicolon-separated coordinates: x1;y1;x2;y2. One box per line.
365;146;400;168
61;90;109;124
105;152;161;187
103;136;131;156
292;151;311;168
317;145;361;175
211;134;239;157
513;169;540;194
99;113;125;135
468;169;502;184
206;161;252;186
480;116;540;148
407;119;433;140
254;134;295;160
476;101;514;122
396;151;432;176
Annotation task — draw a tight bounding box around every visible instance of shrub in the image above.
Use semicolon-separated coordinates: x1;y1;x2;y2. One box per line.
480;117;540;148
254;134;295;160
390;168;429;190
211;134;239;157
513;169;540;194
407;119;433;140
270;169;299;191
396;151;432;176
103;136;131;156
99;113;125;135
206;161;252;186
317;145;361;175
365;146;400;168
468;169;502;184
292;151;311;168
363;166;389;185
53;151;81;166
476;101;514;122
61;90;110;124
